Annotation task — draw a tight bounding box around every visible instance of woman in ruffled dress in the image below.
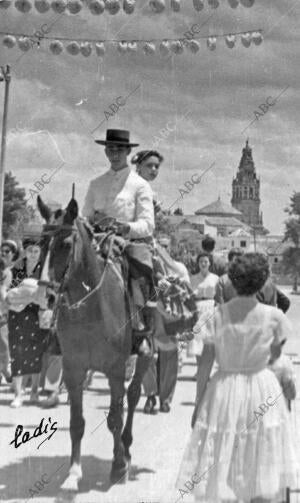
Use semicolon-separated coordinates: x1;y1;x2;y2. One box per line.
8;238;49;408
176;253;298;503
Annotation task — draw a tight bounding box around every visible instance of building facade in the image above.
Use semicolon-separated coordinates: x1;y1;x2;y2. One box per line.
231;140;267;234
195;197;250;237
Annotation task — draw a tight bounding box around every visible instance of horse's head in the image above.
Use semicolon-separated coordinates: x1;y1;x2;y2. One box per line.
38;196;79;284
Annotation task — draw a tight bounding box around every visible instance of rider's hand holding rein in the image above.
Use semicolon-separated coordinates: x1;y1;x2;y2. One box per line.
114;222;131;237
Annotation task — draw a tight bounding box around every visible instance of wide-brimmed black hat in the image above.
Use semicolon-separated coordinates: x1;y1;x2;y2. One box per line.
95;129;139;147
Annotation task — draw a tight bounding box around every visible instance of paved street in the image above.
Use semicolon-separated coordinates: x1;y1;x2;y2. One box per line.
1;286;300;503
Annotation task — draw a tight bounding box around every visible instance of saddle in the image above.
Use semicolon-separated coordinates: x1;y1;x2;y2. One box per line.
93;225;155;357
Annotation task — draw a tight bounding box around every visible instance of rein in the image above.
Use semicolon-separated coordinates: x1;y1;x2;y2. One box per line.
67;259;110;310
45;222;113;313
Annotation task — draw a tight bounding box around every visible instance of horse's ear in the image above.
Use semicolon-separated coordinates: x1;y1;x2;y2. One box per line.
64;198;78;224
37;195;52;223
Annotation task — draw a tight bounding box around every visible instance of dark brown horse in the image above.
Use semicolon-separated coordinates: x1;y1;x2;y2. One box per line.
38;196;152;490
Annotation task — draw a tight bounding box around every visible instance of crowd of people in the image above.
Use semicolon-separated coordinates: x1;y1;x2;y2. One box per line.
0;239;63;408
1;128;298;501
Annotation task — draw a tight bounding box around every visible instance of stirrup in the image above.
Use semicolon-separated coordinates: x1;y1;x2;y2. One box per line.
131;329;152;356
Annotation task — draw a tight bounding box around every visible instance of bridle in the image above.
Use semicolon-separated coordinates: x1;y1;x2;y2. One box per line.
42;222;112;312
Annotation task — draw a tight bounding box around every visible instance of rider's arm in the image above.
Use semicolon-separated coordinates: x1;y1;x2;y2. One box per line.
127;182;154;239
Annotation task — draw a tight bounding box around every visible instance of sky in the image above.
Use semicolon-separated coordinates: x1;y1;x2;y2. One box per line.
0;0;299;234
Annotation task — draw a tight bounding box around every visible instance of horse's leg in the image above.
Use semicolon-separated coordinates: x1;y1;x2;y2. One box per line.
61;366;86;491
108;375;128;484
122;353;152;462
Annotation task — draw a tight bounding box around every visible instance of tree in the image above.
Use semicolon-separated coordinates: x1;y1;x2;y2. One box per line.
173;207;183;215
282;192;300;292
154;210;175;237
2;172;35;241
282;247;300;292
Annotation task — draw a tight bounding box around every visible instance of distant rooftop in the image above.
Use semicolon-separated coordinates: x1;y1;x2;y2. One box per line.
205;216;248;228
195;197;242;217
229;228;252;237
165;215;207;226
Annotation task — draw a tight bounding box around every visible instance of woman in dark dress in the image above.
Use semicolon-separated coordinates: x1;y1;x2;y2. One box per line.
0;240;19;384
8;238;49;408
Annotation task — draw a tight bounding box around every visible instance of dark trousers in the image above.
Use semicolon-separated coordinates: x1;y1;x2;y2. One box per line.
143;347;178;405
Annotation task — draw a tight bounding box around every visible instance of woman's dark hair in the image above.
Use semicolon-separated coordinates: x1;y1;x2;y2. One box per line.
131;150;164;165
192;251;211;274
228;247;244;262
22;237;41;249
228;253;269;296
1;240;19;261
201;235;216;253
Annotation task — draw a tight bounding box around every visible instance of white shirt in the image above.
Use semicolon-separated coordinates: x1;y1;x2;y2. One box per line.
82;167;154;239
194;272;219;299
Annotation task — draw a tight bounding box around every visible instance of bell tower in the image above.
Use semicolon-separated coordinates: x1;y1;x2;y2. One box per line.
231;140;266;234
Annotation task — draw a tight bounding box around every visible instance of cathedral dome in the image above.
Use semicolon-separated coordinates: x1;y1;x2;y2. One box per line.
195;196;242;217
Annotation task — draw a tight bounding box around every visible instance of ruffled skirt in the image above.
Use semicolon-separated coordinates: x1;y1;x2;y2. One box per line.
175;368;298;502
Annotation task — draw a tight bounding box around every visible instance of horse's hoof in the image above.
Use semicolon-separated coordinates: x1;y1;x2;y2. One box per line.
61;473;81;491
110;461;129;485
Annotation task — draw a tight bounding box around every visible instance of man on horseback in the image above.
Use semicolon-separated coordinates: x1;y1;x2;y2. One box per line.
82;129;155;353
82;129;154;239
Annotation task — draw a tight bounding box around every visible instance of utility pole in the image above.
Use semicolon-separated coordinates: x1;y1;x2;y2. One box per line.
0;65;11;244
253;226;257;252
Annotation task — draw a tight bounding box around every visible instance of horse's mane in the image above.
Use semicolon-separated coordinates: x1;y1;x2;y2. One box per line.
75;218;101;287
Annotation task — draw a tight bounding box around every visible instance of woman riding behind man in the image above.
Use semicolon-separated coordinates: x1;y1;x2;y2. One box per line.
131;149;164;216
133;150;191;414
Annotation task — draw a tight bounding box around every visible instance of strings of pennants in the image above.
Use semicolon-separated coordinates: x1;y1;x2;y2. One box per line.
1;29;263;56
0;0;255;15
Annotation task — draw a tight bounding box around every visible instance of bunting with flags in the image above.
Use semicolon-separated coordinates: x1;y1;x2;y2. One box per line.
0;29;263;57
0;0;256;14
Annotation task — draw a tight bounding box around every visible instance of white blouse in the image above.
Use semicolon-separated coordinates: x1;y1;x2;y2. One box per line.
194;272;219;300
